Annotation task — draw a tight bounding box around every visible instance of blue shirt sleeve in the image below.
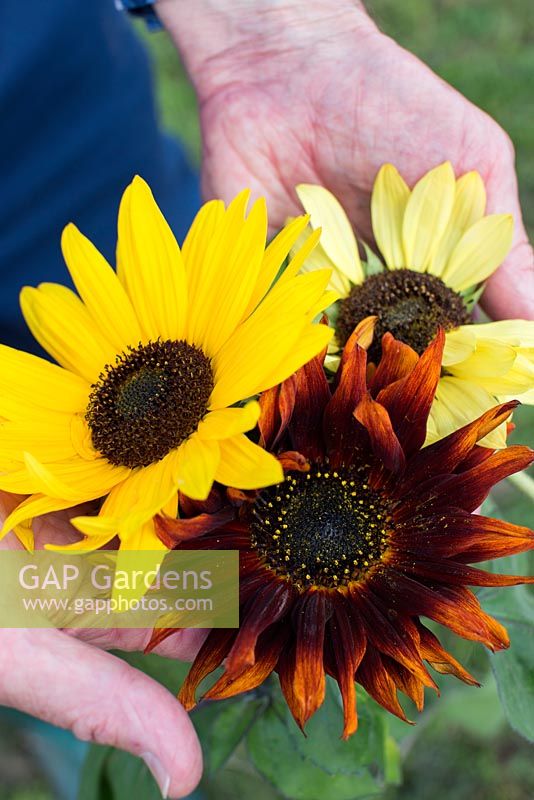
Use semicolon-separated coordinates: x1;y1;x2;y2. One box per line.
116;0;162;29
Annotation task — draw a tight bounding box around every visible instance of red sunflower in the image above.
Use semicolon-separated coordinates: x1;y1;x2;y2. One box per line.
152;318;534;738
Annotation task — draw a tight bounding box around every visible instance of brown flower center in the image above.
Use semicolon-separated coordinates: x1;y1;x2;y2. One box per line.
336;269;470;363
86;339;213;469
250;465;392;590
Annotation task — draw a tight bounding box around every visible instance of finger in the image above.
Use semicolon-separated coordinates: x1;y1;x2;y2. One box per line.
0;629;202;798
69;626;208;661
483;237;534;321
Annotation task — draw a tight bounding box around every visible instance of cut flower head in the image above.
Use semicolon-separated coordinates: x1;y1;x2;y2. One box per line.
0;177;335;551
294;163;534;449
154;319;534;738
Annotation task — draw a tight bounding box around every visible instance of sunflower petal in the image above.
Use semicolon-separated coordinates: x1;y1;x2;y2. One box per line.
175;434;220;501
296;184;363;284
215;434;283;490
429;171;486;277
402;162;455;271
440;214;514;291
61;224;142;352
371;164;410;268
117;176;188;341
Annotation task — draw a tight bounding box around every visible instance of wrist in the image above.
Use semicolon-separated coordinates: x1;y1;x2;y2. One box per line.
156;0;374;98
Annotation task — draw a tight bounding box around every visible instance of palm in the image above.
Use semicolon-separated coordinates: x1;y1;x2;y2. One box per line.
198;25;533;320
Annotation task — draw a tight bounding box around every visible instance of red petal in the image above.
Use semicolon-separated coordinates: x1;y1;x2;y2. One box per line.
370;568;509;651
278;450;310;472
376;329;444;457
391;511;534;563
396;556;534;587
370;333;419;396
356;645;410;722
381;656;426;711
328;597;367;738
178;629;236;710
259;375;297;450
204;623;289;701
416;621;479;686
288;352;331;461
353;392;406;474
415;445;534;512
155;506;236;547
396;401;519;495
349;586;436;689
145;627;178;654
279;591;331;730
323;342;368;468
225;581;295;676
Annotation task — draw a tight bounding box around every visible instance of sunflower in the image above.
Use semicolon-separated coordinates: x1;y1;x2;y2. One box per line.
294;163;534;449
0;177;335;551
152;319;534;737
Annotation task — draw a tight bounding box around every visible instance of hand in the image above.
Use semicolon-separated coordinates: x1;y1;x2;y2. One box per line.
0;493;204;799
158;0;533;321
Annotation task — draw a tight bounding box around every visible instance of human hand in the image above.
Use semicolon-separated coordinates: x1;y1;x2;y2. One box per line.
158;0;533;321
0;492;203;799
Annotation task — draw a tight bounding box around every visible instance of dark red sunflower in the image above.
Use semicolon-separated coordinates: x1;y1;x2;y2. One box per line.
152;318;534;738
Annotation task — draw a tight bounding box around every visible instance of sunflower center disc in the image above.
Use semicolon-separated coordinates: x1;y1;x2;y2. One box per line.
336;269;470;363
250;466;392;589
86;339;213;469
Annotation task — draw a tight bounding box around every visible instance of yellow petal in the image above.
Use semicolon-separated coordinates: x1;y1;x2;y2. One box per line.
442;326;477;367
427;377;507;448
61;224;142;352
296;185;363;283
0;344;89;414
468;354;534;395
289;225;350;295
402;162;456;271
244;215;311;315
210;270;332;408
371;164;410;268
116;175;188;341
440;214;514;291
92;449;179;538
0;455;129;500
429;171;486;277
447;338;517;379
0;415;78;462
181;199;225;302
197;401;260;440
175;434;221;500
13;522;35;551
257;323;333;391
190;197;269;356
216;434;283;489
470;319;534;348
20;284;115;383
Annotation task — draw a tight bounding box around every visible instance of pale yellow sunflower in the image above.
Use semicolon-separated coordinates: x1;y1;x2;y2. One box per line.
0;177;335;551
294;162;534;448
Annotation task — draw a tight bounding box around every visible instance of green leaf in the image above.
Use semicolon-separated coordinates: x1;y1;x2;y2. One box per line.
478;551;534;742
247;679;389;800
116;651;190;693
193;695;269;775
104;750;163;800
78;745;114;800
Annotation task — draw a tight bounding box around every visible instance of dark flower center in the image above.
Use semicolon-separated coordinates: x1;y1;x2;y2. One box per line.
86;339;213;469
250;465;392;590
336;269;470;363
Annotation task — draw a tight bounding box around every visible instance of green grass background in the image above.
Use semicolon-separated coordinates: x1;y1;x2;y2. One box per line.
2;3;533;798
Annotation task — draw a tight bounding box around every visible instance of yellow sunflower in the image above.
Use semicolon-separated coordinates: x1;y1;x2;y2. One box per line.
294;162;534;448
0;176;335;551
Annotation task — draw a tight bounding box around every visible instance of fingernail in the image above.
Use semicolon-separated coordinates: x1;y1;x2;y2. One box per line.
141;752;171;799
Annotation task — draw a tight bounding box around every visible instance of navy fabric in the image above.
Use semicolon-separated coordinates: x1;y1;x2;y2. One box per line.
0;0;200;354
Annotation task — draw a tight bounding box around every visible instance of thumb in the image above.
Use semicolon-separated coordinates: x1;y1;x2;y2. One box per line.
0;629;202;798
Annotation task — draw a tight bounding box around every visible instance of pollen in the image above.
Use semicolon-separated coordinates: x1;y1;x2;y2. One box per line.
86;339;213;468
250;464;392;590
336;269;470;363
